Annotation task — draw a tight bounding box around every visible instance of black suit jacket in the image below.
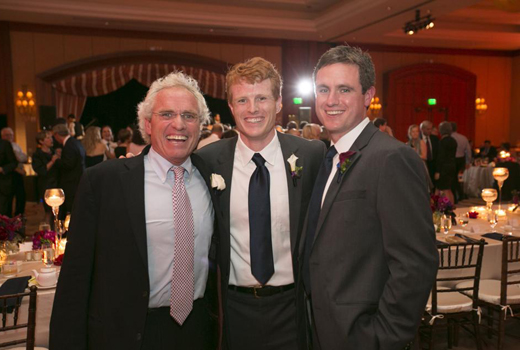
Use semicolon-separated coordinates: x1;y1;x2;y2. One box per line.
50;146;221;350
57;137;86;215
0;140;17;214
196;132;325;347
298;123;438;350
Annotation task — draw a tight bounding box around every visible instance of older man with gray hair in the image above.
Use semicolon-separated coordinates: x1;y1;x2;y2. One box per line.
51;71;221;350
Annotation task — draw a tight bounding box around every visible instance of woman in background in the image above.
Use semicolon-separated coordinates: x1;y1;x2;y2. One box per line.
407;124;427;161
83;126;110;168
114;128;133;158
32;130;60;223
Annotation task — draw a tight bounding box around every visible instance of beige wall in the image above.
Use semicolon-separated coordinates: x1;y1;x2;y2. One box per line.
370;50;512;147
10;30;282;153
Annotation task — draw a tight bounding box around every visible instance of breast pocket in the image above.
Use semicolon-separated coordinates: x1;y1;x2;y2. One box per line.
330;190;366;223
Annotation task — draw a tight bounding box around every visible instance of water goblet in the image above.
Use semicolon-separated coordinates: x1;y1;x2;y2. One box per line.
458;214;469;234
493;167;509;212
442;215;452;235
487;211;498;232
44;188;65;233
481;188;498;211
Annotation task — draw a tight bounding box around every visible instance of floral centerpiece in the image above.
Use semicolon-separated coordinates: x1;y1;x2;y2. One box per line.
32;230;57;250
430;193;456;232
0;215;24;261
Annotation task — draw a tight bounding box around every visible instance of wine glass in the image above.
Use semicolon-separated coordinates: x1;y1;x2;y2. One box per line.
44;188;65;235
493;167;509;212
443;215;452;235
458;214;469;234
481;188;498;211
488;211;498;232
42;243;55;267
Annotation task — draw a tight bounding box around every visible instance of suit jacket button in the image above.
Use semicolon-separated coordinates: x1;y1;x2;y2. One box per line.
136;333;142;341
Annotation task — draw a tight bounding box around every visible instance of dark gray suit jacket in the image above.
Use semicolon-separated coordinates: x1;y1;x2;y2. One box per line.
196;132;325;347
298;123;438;350
50;146;220;350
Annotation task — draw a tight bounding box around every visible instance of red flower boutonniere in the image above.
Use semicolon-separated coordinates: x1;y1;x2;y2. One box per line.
336;151;356;183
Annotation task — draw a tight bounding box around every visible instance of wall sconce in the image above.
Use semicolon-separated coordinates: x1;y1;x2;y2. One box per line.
369;97;382;115
15;86;36;116
475;97;487;113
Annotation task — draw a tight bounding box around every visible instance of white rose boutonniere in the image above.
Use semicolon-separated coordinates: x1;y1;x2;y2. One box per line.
287;154;302;186
211;173;226;192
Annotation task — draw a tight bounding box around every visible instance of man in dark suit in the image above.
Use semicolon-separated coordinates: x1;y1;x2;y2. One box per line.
52;123;86;219
299;45;438;350
479;140;497;160
0;139;17;215
421;120;440;185
50;72;220;349
197;57;324;350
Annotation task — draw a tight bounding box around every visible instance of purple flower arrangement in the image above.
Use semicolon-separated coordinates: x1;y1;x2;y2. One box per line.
0;215;23;242
32;230;57;250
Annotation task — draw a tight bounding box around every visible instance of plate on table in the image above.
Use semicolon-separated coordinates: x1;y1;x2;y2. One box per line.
28;278;57;290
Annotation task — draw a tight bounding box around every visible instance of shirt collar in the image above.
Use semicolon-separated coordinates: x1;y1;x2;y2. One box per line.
332;117;370;154
148;147;193;184
236;131;279;167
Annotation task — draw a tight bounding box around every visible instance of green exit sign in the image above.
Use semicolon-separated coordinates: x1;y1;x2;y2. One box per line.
293;97;303;105
428;98;437;106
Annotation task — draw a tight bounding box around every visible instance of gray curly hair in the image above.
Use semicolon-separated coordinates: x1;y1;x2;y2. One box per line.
137;71;211;143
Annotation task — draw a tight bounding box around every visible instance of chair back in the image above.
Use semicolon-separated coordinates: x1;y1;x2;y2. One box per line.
500;235;520;305
0;285;37;350
433;239;486;314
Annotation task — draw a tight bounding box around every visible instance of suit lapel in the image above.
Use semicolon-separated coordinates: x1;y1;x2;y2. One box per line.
312;123;378;246
214;138;237;235
120;146;150;269
278;132;303;256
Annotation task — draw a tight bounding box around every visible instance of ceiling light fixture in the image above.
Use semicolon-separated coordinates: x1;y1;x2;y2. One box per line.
403;10;435;36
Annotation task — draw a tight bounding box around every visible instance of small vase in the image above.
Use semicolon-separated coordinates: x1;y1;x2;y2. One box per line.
41;243;55;267
433;211;443;233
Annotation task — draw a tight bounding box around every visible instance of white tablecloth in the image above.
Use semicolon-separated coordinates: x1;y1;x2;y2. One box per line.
1;252;60;348
462;165;494;198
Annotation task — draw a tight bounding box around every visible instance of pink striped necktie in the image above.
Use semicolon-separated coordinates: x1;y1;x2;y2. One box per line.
169;166;194;325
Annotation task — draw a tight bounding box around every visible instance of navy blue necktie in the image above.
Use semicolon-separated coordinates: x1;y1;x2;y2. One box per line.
302;146;337;293
249;153;274;285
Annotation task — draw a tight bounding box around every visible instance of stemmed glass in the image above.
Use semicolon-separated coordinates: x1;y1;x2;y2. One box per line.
481;188;498;211
44;188;65;244
457;214;469;234
442;215;452;235
488;210;498;232
493;167;509;212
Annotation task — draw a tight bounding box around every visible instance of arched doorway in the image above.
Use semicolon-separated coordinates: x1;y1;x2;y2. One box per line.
383;63;476;141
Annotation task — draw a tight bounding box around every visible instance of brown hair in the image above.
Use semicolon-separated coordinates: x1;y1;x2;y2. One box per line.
226;57;282;102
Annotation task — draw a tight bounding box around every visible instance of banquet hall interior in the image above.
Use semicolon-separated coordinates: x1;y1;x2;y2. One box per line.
1;0;520;349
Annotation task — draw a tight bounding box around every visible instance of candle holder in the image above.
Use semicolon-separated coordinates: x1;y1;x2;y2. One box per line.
493;167;509;212
44;188;65;240
481;188;498;211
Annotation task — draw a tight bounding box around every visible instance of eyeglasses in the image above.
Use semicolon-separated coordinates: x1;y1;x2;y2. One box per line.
152;111;199;123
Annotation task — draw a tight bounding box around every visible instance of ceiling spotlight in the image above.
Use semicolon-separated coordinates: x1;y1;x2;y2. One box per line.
403;9;435;35
297;79;313;96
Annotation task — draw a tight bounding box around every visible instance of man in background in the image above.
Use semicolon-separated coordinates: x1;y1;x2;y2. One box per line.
197;123;223;149
1;127;27;216
421;120;440;185
450;121;472;203
52;123;86;218
0;138;17;215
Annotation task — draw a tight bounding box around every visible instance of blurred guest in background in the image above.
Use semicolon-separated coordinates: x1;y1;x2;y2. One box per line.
431;126;439;137
83;126;111;168
420;120;439;186
0;138;17;216
222;129;239;139
114;128;133;158
127;124;147;155
407;124;427;161
67;114;84;139
52;123;86;219
197;123;223;149
373;117;393;137
435;122;457;204
286;121;298;130
302;123;321;140
101;125;117;158
299;120;308;130
450;122;472;203
1;127;27;216
32;131;60;223
286;128;301;137
479;140;497;161
319;126;330;148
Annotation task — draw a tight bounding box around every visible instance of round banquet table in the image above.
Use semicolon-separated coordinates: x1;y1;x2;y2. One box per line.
0;243;61;348
436;205;520;287
462;165;494;198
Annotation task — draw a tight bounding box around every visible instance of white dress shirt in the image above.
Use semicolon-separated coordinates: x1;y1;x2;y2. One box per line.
322;117;370;206
451;131;472;164
229;132;293;286
145;147;214;308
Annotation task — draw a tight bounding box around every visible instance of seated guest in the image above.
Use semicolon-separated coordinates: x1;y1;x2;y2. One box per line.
32;131;60;223
50;71;220;349
82;126;111;168
114;128;132;158
479;140;497;160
